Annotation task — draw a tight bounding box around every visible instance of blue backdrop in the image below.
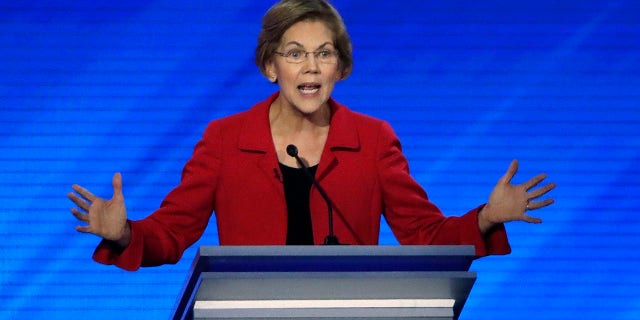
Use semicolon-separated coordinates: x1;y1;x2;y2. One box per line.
1;0;639;319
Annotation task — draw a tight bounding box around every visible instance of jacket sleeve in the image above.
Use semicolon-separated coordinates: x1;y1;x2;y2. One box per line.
93;121;222;271
375;121;511;257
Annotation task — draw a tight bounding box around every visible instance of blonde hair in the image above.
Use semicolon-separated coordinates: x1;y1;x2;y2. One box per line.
255;0;353;80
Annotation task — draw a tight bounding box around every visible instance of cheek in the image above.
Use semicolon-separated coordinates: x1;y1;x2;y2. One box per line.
276;65;300;81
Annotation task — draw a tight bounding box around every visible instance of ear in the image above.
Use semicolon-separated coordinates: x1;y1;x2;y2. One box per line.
265;61;277;83
334;63;346;81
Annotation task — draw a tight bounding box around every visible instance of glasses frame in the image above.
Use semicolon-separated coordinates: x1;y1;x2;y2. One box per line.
273;49;340;64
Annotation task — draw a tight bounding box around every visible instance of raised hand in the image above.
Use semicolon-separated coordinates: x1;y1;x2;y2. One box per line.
479;160;556;233
67;173;130;246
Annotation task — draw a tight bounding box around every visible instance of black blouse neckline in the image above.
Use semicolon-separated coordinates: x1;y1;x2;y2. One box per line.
279;163;317;245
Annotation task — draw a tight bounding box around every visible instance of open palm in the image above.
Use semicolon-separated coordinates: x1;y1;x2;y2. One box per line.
483;160;556;225
68;173;128;242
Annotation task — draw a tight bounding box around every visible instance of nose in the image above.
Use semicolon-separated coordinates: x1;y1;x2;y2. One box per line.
302;52;320;73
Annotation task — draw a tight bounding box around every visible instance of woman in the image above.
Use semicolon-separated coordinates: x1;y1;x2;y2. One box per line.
68;0;555;271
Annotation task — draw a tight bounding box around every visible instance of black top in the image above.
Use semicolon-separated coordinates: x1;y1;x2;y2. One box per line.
279;163;317;245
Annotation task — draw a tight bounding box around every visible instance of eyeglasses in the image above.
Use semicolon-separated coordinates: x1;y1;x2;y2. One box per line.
273;49;339;64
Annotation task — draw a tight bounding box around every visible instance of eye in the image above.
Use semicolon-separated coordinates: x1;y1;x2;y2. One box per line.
287;49;303;59
320;50;332;57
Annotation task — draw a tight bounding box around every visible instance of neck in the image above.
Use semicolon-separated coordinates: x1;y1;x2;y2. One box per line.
269;97;331;132
269;97;331;167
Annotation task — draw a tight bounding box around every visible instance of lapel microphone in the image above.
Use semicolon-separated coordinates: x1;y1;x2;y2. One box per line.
286;144;340;245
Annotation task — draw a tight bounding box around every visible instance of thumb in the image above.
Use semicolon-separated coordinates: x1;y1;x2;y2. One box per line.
112;172;123;199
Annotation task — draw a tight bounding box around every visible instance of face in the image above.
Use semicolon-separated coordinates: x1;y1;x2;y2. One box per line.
266;20;342;116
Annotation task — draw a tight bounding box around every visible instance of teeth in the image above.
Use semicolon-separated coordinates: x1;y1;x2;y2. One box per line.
299;87;319;94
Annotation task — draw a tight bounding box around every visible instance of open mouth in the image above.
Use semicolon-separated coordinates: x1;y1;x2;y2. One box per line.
298;83;321;95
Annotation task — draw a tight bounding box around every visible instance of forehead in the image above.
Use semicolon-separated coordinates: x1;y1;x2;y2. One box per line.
280;20;334;48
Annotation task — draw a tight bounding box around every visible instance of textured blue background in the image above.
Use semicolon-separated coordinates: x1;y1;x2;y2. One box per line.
1;0;639;319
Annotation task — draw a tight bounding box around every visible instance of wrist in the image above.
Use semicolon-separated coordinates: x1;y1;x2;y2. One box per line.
114;221;131;248
478;204;498;234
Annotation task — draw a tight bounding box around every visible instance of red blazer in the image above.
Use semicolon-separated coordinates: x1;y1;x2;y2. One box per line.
94;93;510;271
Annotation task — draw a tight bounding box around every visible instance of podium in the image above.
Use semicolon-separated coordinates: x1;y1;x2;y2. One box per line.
172;245;476;320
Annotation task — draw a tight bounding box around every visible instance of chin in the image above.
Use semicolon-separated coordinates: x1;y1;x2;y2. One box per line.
292;95;327;112
295;102;324;115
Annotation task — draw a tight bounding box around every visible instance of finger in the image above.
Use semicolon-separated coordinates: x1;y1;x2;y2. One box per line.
523;173;548;191
527;182;557;200
500;159;519;185
75;225;92;234
527;198;555;210
71;184;97;203
67;192;90;211
522;213;542;224
70;207;89;222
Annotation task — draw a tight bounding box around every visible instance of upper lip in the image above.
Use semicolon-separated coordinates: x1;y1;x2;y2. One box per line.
298;82;321;88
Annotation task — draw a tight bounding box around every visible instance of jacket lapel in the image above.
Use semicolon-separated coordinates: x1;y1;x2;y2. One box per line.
316;98;361;181
234;94;360;188
237;94;284;192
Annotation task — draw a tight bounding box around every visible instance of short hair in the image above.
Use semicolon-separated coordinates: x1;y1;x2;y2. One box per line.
255;0;353;80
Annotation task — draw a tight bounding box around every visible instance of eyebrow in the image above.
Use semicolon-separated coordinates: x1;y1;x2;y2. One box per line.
282;41;334;50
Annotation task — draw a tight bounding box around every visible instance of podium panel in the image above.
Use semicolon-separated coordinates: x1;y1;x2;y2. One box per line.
173;246;476;320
